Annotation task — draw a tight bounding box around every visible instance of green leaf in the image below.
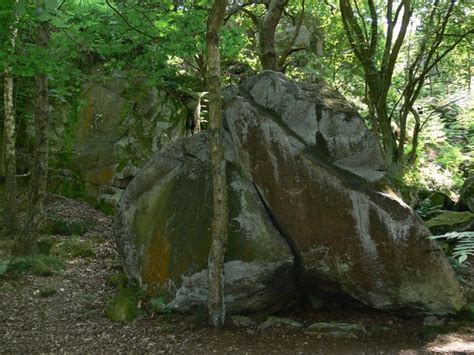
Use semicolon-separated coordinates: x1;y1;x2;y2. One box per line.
45;0;59;11
37;12;53;22
51;16;67;28
15;0;26;17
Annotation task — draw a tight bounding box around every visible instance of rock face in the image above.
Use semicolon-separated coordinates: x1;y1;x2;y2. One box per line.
49;69;187;208
460;175;474;212
236;72;386;182
223;71;465;315
115;71;465;316
115;133;297;314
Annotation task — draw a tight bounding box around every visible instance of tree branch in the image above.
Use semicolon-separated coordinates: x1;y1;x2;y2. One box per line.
104;0;158;40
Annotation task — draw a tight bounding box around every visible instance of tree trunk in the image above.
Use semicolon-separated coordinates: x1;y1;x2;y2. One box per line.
3;6;19;238
3;67;18;238
206;0;228;328
408;106;421;164
12;22;50;256
259;0;288;70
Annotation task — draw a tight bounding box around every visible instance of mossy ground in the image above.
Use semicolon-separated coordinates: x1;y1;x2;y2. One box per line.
0;255;65;279
41;218;93;236
49;236;98;259
104;287;143;324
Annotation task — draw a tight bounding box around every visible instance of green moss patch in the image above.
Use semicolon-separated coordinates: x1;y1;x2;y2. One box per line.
427;211;474;234
38;285;58;298
105;288;142;324
50;237;97;259
1;255;64;279
107;272;129;289
37;237;60;255
42;218;94;236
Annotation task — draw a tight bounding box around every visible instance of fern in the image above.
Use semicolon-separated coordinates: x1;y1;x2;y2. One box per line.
430;232;474;264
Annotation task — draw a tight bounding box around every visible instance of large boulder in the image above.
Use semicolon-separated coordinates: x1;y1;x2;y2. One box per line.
224;71;465;315
115;71;465;316
115;133;297;314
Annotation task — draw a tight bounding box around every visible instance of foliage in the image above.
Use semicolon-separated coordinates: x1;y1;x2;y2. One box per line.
430;232;474;264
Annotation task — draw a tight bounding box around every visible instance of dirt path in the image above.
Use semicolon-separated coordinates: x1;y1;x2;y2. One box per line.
1;195;473;354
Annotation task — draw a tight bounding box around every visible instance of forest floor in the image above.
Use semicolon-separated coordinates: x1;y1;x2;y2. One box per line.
0;194;474;354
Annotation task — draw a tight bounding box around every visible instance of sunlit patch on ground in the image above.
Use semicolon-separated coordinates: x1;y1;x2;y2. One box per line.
426;333;474;353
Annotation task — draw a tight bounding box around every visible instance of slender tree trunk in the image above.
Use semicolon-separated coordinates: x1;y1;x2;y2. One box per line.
12;22;50;256
3;6;18;238
408;106;421;164
206;0;228;328
259;0;288;70
0;123;5;178
192;93;203;134
3;67;18;238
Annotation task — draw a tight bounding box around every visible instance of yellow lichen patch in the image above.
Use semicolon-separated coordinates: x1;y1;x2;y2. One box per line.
142;229;171;295
88;167;114;185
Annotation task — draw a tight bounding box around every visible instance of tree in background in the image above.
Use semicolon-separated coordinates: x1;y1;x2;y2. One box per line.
12;0;53;255
1;0;19;239
339;0;472;178
227;0;312;72
206;0;228;328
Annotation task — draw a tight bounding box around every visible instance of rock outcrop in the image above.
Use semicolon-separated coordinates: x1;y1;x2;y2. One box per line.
460;175;474;212
49;69;187;208
115;71;465;316
115;133;297;314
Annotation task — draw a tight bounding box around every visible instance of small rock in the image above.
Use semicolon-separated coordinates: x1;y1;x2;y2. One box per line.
231;315;257;328
258;316;303;330
306;322;366;338
423;316;445;327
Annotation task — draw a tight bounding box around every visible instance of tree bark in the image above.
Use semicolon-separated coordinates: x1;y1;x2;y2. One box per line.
339;0;411;179
3;67;18;238
206;0;228;328
13;22;50;256
259;0;288;70
3;5;18;239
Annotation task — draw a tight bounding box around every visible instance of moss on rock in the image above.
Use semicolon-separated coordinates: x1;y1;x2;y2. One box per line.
427;211;474;235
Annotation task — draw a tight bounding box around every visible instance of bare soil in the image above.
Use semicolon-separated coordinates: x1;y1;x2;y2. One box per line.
1;195;473;354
